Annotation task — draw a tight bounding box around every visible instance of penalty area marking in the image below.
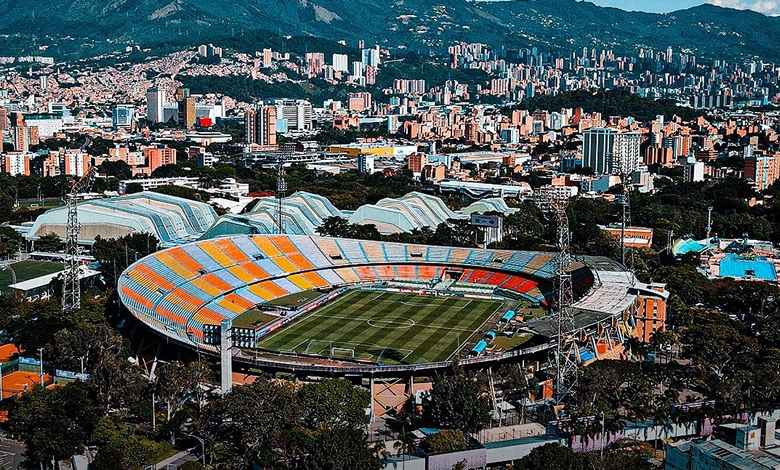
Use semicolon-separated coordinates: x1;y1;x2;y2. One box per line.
366;318;416;328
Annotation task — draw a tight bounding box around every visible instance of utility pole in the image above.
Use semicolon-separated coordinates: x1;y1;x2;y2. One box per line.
38;348;44;389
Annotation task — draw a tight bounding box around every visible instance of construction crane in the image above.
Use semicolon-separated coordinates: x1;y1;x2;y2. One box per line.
62;137;95;311
535;186;577;408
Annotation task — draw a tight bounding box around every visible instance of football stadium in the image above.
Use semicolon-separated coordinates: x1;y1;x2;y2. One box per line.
118;233;668;376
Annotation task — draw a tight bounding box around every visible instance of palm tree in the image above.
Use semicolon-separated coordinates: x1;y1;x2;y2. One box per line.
393;429;417;469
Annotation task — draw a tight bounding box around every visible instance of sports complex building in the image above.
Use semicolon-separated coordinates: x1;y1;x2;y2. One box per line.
118;233;669;408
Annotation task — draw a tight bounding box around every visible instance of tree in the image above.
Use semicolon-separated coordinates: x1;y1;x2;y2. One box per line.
200;378;299;467
517;443;586;470
297;379;371;430
125;183;144;194
8;382;101;468
422;429;467;454
90;418;153;470
35;232;64;252
154;361;210;444
424;372;491;434
303;426;382;470
92;233;159;286
99;160;133;180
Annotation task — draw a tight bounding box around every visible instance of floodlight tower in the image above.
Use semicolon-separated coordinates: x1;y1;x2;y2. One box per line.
62;166;97;311
275;144;294;234
619;173;632;267
536;186;577;406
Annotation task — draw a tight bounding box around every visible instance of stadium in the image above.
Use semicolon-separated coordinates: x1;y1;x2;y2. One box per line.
118;233;668;378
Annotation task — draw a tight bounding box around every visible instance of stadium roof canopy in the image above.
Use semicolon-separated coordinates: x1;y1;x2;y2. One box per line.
25;192;217;247
202;191;519;239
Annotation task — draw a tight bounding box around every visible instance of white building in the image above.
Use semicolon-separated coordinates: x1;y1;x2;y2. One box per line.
332;53;349;72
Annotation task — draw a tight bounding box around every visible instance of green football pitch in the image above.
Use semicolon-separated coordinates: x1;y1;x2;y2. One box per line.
256;290;504;364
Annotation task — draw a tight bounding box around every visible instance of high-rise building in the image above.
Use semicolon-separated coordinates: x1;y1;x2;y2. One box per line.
146;87;165;123
143;144;177;173
0;107;7;131
262;48;273;67
332;53;349;73
347;92;372;112
62;151;90;177
2;153;30;176
112;104;135;129
245;105;277;146
305;52;325;77
10;113;38;153
273;99;312;132
611;132;642;175
744;153;780;191
582;127;616;174
357;154;375;174
176;88;196;129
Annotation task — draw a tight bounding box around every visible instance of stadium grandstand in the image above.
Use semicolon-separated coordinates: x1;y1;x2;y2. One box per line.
24;192;218;248
118;234;668;375
202;191;518;238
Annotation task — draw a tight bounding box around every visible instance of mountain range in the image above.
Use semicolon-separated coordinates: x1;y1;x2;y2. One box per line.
0;0;778;61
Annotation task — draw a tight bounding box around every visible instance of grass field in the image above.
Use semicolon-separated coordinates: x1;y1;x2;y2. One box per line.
0;261;64;295
257;290;503;364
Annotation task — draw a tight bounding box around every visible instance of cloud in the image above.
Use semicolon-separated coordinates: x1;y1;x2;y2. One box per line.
709;0;780;15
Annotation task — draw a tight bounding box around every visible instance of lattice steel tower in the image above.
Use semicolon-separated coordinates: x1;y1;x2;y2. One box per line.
275;144;293;234
536;186;577;406
62;166;96;311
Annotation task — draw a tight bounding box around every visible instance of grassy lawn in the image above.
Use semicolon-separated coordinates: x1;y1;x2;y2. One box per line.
0;261;64;295
257;290;502;364
493;333;533;351
233;310;281;329
264;289;323;307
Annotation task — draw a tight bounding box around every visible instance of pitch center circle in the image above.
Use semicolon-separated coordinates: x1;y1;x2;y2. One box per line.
366;318;416;329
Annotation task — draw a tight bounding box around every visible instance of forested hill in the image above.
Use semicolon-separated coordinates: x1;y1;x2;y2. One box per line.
0;0;779;61
517;90;705;123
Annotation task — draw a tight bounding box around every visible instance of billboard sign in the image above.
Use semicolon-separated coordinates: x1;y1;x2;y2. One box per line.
470;214;500;228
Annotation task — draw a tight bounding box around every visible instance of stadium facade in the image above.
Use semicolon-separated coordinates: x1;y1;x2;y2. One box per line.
203;190;518;238
25;192;217;247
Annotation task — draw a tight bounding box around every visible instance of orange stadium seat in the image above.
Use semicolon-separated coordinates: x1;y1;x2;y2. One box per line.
333;267;360;283
252;236;283;257
248;284;276;301
269;236;299;256
214;239;251;264
225;293;256;310
200;242;235;268
258;280;289;298
133;263;175;291
287;274;315;290
301;271;329;288
163;248;203;276
227;266;255;283
288;253;315;270
242;263;269;280
201;273;234;293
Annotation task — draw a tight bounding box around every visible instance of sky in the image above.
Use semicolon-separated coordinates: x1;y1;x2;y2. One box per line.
584;0;780;15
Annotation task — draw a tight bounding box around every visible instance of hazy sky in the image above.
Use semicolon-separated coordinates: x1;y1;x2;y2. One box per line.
585;0;780;15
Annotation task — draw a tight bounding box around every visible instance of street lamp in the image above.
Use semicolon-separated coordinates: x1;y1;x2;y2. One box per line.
0;264;16;289
37;348;44;389
78;356;85;379
190;434;206;467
